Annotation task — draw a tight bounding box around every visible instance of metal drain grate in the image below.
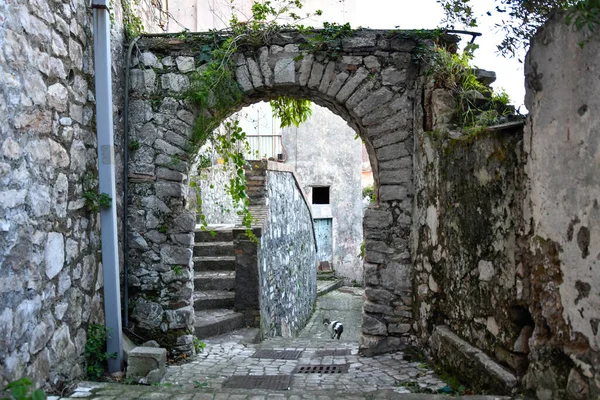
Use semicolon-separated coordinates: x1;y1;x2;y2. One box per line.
222;375;292;390
313;349;351;357
293;364;349;374
251;350;303;360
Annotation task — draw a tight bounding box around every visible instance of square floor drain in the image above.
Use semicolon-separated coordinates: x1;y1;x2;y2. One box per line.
293;364;349;374
251;350;303;360
313;349;351;357
222;375;292;390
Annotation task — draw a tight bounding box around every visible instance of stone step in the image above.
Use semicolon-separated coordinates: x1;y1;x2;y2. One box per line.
201;327;261;345
194;242;234;257
194;256;236;271
317;279;344;297
194;309;246;339
194;271;236;291
194;290;235;310
195;226;234;243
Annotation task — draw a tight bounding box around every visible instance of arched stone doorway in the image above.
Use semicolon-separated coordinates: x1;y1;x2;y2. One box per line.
126;29;440;355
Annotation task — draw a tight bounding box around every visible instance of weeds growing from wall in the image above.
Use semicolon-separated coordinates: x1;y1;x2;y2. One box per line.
185;1;339;239
427;44;518;134
0;378;46;400
85;324;117;380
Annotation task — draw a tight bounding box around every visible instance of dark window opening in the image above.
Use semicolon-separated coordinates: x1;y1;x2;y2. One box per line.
312;186;330;204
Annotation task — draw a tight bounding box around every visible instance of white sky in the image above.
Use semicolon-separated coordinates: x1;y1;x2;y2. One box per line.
180;0;527;109
303;0;527;110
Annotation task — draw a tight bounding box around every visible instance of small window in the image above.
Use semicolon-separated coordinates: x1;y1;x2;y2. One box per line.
312;186;330;204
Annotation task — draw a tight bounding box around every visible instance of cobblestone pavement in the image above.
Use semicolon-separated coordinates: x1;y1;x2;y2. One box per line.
62;287;514;399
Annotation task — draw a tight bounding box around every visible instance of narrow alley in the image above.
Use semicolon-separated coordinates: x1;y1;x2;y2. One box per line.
61;286;511;399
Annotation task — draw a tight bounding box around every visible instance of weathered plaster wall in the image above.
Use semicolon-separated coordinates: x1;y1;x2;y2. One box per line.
282;104;364;283
193;165;244;225
258;164;318;337
412;124;528;391
521;13;600;399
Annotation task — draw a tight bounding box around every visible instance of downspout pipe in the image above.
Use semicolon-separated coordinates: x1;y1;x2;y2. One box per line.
123;36;140;330
92;0;123;372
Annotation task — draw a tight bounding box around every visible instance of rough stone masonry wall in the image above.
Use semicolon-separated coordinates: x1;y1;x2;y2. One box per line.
0;0;161;388
256;163;318;338
0;0;103;388
126;51;198;354
412;124;528;390
520;13;600;400
128;30;441;355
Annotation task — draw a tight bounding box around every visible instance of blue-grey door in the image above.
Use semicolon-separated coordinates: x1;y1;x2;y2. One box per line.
314;218;333;266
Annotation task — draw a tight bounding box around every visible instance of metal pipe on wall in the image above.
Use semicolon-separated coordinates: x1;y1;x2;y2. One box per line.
92;0;123;372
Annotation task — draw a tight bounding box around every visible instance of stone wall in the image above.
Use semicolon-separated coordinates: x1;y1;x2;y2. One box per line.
410;14;600;398
257;162;318;337
0;0;103;388
193;165;244;225
282;103;364;284
126;48;199;355
0;0;166;387
412;123;528;390
128;30;432;355
520;13;600;399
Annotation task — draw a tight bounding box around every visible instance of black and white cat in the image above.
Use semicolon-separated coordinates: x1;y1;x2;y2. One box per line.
323;318;343;340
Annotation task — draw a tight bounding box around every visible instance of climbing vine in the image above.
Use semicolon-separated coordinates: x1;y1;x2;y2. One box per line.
186;0;349;237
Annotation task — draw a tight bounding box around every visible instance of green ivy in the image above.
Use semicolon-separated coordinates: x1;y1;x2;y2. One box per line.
85;324;117;380
186;1;326;240
1;378;46;400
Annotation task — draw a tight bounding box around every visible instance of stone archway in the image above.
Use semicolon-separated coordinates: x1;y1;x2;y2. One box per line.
126;29;442;355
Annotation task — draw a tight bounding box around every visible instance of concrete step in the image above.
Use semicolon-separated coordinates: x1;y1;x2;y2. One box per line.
317;279;344;297
194;242;234;257
195;226;234;243
194;271;236;291
194;309;246;339
194;256;236;271
201;327;261;345
194;290;235;310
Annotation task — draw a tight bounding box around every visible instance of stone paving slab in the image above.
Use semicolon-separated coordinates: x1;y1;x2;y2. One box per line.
57;382;514;399
62;288;521;399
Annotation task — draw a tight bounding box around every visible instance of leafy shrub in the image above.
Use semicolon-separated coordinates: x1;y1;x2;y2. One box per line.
85;324;116;380
1;377;45;400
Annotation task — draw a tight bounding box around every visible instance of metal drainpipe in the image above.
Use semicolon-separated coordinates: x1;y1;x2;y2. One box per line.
123;36;140;330
92;0;123;372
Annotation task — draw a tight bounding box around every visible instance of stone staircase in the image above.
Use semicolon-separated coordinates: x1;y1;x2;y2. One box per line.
193;225;246;339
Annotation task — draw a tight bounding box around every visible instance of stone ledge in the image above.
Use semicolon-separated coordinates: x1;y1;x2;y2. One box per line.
429;325;518;395
126;346;167;383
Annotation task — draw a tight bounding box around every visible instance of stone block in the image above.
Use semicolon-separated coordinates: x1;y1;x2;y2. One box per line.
273;58;295;84
326;71;349;97
126;346;166;383
247;58;263;89
354;87;394;118
376;142;410;161
319;61;336;94
363;208;393;229
379;185;408;202
298;53;314;86
336;67;369;103
307;62;325;89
